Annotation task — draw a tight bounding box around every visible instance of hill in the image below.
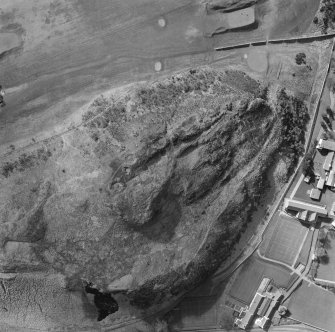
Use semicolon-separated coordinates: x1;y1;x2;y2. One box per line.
0;67;308;312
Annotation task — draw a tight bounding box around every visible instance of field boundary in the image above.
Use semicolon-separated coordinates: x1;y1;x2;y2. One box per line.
215;32;335;51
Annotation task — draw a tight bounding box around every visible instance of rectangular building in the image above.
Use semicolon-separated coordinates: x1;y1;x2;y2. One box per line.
317;178;325;190
323;152;334;171
284;198;328;217
236;293;264;329
317;139;335;152
258;278;271;294
310;188;321;200
327;171;335;187
257;297;272;317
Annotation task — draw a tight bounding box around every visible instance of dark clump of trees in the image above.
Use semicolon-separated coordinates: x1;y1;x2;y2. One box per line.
85;283;119;321
326;106;334;119
295;53;306;65
302;146;315;176
276;88;309;164
1;148;52;178
322;113;332;129
320;0;335;32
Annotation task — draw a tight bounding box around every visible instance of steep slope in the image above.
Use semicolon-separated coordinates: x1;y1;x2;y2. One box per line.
0;68;308;312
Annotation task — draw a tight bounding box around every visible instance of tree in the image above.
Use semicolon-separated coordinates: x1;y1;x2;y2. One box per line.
321;132;328;140
295;53;306;65
319;228;327;244
321;121;329;131
316;246;327;258
302;152;314;176
322;113;332;128
326;106;334;119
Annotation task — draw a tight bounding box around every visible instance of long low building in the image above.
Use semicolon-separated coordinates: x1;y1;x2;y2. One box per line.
284;198;328;217
327;170;335;187
236;292;265;329
323;151;334;171
317;178;325;190
317;138;335;152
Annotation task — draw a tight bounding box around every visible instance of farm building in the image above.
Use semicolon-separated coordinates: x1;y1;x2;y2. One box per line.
323;152;334;171
330;202;335;217
317;178;325;190
235;278;283;330
317;139;335;152
284;198;328;217
297;210;317;223
255;290;283;329
235;293;265;329
309;188;321;200
327;171;335;187
258;278;271;293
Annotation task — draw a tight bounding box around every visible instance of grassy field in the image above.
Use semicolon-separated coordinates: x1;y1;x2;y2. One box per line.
317;230;335;281
288;281;335;332
263;214;308;266
169;297;218;330
229;255;298;305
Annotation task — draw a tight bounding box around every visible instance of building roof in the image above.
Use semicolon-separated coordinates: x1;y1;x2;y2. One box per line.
317;178;325;190
298;210;308;221
310;188;321;200
255;316;268;329
327;171;335;187
330;202;335;216
323;152;334;171
263;291;283;320
257;297;272;317
258;278;271;294
237;293;264;329
309;212;317;222
317;139;335;152
284;198;327;216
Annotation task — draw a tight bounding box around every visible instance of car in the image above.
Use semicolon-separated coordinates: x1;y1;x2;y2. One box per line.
304;176;311;183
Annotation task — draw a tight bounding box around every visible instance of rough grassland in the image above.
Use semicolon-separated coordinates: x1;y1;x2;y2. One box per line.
0;67;309;313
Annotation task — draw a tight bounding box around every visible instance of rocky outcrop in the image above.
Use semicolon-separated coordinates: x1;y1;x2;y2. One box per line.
0;68;306;312
206;0;257;13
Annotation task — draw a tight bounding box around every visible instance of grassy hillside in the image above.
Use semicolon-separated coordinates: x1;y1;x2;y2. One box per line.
0;68;308;311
